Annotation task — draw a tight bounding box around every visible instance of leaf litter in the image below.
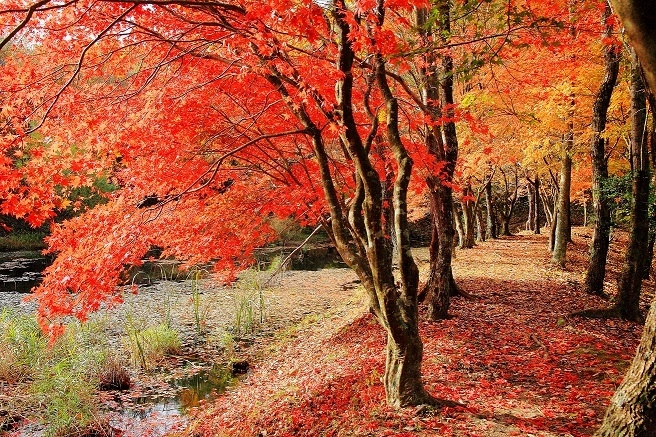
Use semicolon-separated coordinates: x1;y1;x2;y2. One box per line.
188;228;647;437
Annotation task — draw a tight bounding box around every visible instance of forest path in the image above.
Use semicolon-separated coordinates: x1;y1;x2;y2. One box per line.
187;227;649;437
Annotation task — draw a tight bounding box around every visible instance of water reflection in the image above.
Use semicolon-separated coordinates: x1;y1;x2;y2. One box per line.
127;363;236;418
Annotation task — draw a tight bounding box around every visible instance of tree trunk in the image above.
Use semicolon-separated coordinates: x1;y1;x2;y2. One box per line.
500;217;511;236
594;300;656;436
475;208;485;242
585;4;621;296
615;51;649;322
462;184;476;248
643;96;656;280
485;180;497;239
595;4;656;435
497;165;518;237
454;203;464;249
533;176;541;234
277;3;438;406
527;180;535;231
541;186;554;228
418;0;458;321
552;137;572;266
424;180;456;320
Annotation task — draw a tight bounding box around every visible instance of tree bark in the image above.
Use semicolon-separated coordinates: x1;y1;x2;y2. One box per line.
417;1;459;321
497;165;519;237
485;180;497;239
526;180;535;231
541;186;554;228
475;206;485;242
533;176;541;234
454;203;464;249
551;134;573;266
595;4;656;434
462;184;476;248
584;4;621;296
594;300;656;436
614;50;649;322
610;1;656;94
269;2;437;406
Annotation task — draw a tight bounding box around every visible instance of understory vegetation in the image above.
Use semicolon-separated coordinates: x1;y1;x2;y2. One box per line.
0;308;185;435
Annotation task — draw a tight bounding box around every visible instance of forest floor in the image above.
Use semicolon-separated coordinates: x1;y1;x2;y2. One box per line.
183;227;650;437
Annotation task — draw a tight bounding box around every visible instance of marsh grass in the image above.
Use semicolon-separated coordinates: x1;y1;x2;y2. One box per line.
233;262;273;336
188;267;211;335
0;310;120;436
0;309;47;382
123;319;181;370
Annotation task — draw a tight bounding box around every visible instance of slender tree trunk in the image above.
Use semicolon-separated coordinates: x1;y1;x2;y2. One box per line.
533;176;541;234
527;180;535;231
643;96;656;280
497;166;518;237
541;186;553;228
475;207;485;242
645;234;656;279
553;1;577;261
585;4;621;295
462;184;476;248
485;180;497;239
500;217;511;236
615;51;650;322
454;203;464;249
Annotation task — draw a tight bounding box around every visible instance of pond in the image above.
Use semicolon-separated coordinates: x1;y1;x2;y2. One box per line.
0;245;347;436
0;251;50;293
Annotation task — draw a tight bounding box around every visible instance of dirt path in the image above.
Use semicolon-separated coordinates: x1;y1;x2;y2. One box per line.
189;228;648;437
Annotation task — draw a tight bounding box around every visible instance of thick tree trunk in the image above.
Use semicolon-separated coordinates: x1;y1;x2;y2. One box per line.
610;2;656;94
418;0;458;321
585;4;621;296
552;139;572;266
594;301;656;436
614;50;649;322
424;180;455;320
383;327;429;407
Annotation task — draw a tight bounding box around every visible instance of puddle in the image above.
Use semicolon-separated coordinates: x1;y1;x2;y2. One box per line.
108;363;238;434
132;363;237;415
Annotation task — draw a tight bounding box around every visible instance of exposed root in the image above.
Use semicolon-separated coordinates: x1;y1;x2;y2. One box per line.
570;307;621;319
404;390;466;410
570;306;645;323
452;285;478;300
